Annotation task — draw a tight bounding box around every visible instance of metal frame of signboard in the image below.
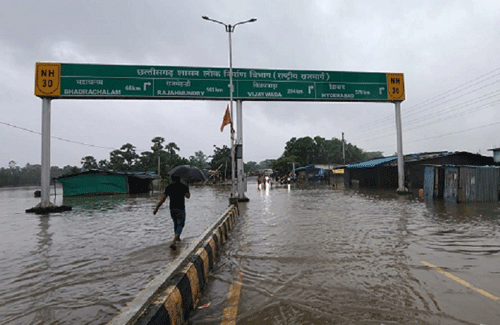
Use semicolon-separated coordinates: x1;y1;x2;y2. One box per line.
33;62;406;208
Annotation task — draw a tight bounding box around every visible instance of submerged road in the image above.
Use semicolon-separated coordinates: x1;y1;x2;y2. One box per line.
2;183;499;324
189;182;500;325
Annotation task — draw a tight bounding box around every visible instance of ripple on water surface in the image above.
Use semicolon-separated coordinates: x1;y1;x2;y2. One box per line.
193;185;500;324
0;185;230;325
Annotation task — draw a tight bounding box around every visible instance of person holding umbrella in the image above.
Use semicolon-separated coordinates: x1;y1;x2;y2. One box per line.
153;175;191;250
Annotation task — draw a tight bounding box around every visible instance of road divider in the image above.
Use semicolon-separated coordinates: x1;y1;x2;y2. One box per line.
108;204;239;325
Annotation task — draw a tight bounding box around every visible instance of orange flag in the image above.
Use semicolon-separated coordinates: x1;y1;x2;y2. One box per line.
220;105;231;132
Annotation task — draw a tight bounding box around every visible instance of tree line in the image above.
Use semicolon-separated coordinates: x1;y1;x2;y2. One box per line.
0;137;233;187
270;136;382;174
0;163;79;187
79;136;233;178
0;135;382;187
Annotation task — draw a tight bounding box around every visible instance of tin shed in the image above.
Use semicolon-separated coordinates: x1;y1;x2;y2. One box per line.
425;165;499;203
456;166;499;203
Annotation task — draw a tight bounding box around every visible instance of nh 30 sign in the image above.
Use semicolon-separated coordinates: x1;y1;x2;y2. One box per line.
35;63;404;102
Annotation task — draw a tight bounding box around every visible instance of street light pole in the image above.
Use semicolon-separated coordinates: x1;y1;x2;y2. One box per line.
202;16;257;200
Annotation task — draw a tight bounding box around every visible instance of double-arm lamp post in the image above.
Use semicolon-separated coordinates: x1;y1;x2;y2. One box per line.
202;16;256;200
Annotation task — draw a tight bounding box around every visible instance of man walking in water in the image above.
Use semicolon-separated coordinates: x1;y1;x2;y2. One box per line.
153;175;191;250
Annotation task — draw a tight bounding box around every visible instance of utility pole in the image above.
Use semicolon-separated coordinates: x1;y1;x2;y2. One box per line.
158;156;161;192
342;132;345;165
202;15;256;203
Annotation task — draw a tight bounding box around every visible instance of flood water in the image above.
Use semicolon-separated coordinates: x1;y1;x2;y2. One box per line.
189;182;500;325
0;185;230;325
1;182;500;324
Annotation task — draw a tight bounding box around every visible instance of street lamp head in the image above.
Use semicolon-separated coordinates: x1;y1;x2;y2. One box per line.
202;16;209;20
249;18;257;22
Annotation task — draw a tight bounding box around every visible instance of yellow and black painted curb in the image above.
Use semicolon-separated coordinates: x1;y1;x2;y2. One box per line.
136;205;239;325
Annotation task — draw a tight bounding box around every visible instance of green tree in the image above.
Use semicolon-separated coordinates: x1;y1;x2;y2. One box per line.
244;161;258;173
120;143;139;170
189;151;208;168
98;159;109;170
257;159;275;170
162;142;180;170
63;165;80;175
271;156;298;174
280;135;382;167
141;136;167;174
107;143;139;171
137;151;155;172
209;145;231;178
81;156;98;169
282;136;316;166
165;142;180;156
109;149;125;171
135;137;184;176
344;142;366;164
364;151;384;160
151;136;165;153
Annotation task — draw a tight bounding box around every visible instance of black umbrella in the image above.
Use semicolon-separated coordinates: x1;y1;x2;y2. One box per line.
167;165;207;183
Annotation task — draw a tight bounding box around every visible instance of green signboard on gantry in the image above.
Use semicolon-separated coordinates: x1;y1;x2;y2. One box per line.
35;63;405;102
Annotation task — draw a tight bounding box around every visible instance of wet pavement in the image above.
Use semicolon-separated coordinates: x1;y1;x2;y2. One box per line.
189;183;500;325
0;185;230;325
1;182;500;324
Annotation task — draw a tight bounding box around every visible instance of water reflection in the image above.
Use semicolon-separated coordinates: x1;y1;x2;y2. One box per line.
31;215;55;323
425;199;500;223
0;186;230;325
4;183;500;324
63;194;128;211
36;215;52;259
191;183;500;325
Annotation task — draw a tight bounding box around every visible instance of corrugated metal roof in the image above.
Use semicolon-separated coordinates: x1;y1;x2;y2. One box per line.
405;151;451;162
57;169;160;179
294;165;315;172
347;156;397;170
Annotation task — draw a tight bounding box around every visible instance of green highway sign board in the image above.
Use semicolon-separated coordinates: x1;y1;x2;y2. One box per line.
35;63;405;102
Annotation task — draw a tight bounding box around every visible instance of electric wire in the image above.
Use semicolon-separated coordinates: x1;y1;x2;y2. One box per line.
345;68;500;143
0;120;150;152
345;67;500;152
355;94;500;145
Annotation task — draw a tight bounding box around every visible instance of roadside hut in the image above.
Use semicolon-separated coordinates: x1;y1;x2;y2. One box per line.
294;165;326;182
345;152;494;191
405;152;494;190
424;165;500;202
57;169;159;196
345;156;398;188
488;147;500;164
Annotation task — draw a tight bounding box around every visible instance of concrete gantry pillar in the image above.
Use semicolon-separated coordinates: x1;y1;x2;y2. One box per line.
40;97;52;208
395;101;407;193
236;100;248;201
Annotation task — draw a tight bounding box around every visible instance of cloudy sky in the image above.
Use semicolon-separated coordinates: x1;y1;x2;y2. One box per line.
2;1;500;169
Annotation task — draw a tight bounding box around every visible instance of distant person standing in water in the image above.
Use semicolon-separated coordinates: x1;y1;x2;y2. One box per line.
153;175;191;250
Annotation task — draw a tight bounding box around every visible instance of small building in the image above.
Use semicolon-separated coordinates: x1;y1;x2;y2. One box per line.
424;165;500;202
294;165;326;182
345;156;398;188
488;147;500;164
56;169;159;196
345;152;495;190
405;152;494;190
329;168;345;187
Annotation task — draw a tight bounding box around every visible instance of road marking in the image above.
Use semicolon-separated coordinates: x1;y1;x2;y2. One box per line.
421;260;500;303
221;270;243;325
